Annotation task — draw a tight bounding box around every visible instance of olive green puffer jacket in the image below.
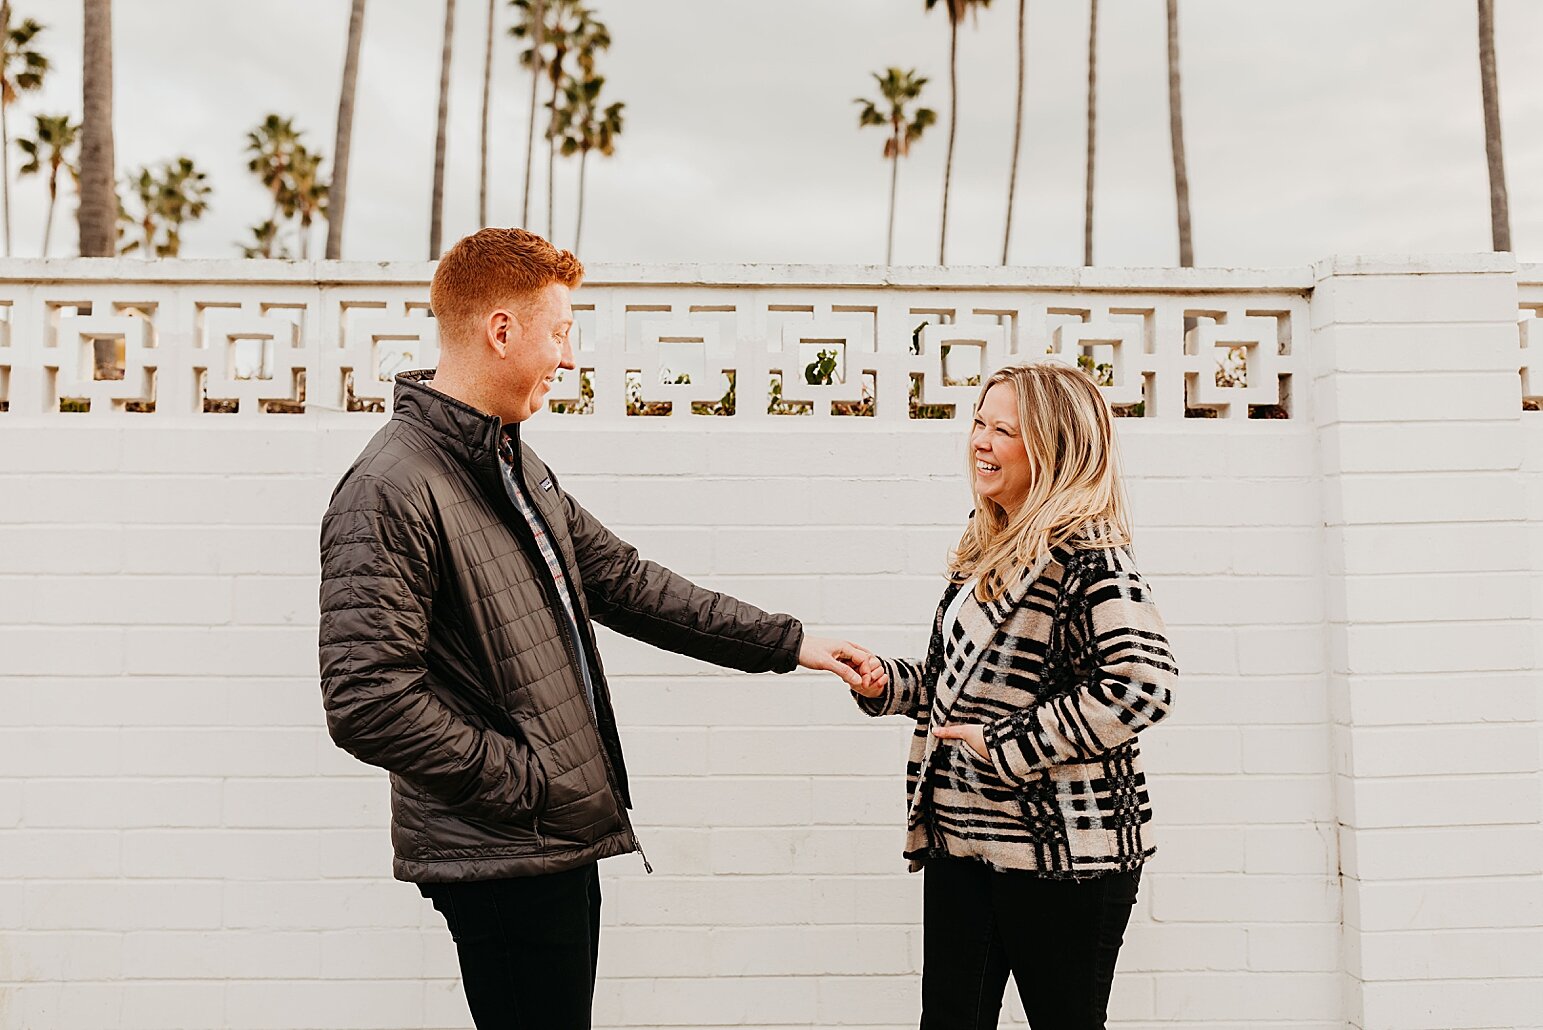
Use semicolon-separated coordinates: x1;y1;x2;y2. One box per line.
319;371;802;882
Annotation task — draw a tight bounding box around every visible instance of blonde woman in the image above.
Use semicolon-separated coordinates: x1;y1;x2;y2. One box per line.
852;362;1177;1030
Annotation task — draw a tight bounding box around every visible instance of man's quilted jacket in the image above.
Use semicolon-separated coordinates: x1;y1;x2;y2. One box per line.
318;371;803;882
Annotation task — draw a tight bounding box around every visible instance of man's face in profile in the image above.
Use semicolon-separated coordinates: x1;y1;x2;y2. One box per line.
504;281;575;422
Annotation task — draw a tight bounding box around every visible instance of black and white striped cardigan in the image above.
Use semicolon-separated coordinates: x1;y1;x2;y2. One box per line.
856;542;1177;879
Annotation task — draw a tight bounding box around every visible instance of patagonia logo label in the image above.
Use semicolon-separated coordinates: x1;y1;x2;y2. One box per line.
539;477;553;492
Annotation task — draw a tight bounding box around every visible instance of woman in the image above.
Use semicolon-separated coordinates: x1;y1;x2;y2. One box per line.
852;362;1177;1030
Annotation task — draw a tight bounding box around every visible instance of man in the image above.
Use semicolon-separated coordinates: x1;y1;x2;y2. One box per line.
318;228;869;1029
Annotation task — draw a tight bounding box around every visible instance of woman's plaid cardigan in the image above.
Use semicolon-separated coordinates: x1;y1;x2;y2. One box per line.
857;542;1177;879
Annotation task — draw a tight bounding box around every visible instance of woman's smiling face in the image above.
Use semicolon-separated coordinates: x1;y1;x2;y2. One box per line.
970;382;1032;513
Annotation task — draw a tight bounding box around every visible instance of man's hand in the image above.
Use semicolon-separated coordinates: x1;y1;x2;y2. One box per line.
799;636;872;690
933;723;988;761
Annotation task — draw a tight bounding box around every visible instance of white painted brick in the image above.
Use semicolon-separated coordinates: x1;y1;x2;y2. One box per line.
117;728;319;778
1346;876;1543;932
1327;523;1530;576
1311;270;1517;327
0;525;123;573
1174;678;1329;726
318;828;394;879
22;778;222;828
813;974;921;1026
0;427;125;472
0;627;124;676
1154;774;1334;826
121;829;322;880
809;874;920;926
123;626;318;676
1338;774;1543;829
0;830;120;878
1149;874;1340;924
0;728;124;777
608;678;815;727
1353;928;1543;981
1327;472;1524;525
1152;971;1343;1021
1358;978;1543;1030
1134;527;1232;576
1245;824;1339;876
1342;825;1543;880
22;881;223;931
1342;724;1539;777
714;527;907;575
1323;420;1523;473
1329;571;1532;624
0;780;20;826
121;929;321;980
224;776;388;829
1237;626;1324;675
223;979;426;1030
1242;725;1332;775
599;975;819;1027
1155;574;1323;627
706;726;904;776
1141;826;1246;873
1330;621;1532;676
1313;322;1520;374
820;573;949;626
221;880;423;930
1336;672;1538;726
230;575;319;626
1246;923;1342;972
1139;726;1242;774
1318;373;1520;425
1127;478;1320;528
809;775;907;826
629;775;814;827
1120;921;1250;971
1227;528;1322;576
0;931;123;980
1162;627;1237;675
707;925;917;976
119;525;321;576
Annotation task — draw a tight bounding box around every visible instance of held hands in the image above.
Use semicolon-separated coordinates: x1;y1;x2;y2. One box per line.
798;636;888;694
933;723;988;761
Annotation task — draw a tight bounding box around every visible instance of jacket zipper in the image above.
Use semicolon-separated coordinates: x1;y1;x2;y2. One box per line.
502;435;652;873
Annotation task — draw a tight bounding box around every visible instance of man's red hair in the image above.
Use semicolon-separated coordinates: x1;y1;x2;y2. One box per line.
429;228;584;343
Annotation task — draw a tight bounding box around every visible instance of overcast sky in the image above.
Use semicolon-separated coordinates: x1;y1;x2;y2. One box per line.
11;0;1543;268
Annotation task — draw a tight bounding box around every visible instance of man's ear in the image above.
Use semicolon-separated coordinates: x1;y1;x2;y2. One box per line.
487;308;515;359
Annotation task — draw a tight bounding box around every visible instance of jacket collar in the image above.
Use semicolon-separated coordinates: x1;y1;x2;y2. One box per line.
392;369;518;466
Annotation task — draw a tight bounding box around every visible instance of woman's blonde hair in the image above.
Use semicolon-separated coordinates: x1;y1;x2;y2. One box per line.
949;362;1132;601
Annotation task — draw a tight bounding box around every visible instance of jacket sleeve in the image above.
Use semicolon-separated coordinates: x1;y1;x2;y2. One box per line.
318;472;545;820
982;548;1177;785
852;656;930;719
556;484;804;674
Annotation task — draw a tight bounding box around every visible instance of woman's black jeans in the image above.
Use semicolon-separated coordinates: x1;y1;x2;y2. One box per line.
920;856;1141;1030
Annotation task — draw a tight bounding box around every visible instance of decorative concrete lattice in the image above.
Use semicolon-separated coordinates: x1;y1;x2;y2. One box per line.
0;263;1313;422
1517;277;1543;410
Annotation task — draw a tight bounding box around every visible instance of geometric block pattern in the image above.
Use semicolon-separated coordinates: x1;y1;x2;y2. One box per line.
0;267;1312;423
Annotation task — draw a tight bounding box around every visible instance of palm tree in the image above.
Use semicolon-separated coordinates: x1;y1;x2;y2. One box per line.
547;4;603;241
0;3;49;256
430;0;456;257
1083;0;1098;266
155;155;210;257
856;68;936;265
1002;0;1025;265
557;73;621;251
1477;0;1509;251
478;0;495;227
286;146;328;259
246;114;302;253
509;0;548;228
325;0;365;259
78;0;115;257
120;157;210;258
240;220;289;259
1166;0;1192;266
16;112;78;256
924;0;990;266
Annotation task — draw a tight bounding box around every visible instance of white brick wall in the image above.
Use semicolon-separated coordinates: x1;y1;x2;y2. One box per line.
1;258;1539;1030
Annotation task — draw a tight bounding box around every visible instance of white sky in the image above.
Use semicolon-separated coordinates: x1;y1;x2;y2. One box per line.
9;0;1543;267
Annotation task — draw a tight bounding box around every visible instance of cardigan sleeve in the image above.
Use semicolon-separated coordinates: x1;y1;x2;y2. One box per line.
982;547;1177;784
852;656;930;719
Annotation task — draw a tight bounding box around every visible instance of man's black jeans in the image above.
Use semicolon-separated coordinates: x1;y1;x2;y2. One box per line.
421;862;602;1030
920;856;1141;1030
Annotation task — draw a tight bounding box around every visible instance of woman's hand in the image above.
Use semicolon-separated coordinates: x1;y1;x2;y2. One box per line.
850;653;889;698
933;723;988;761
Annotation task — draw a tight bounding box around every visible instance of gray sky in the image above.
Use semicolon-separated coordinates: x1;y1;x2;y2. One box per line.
11;0;1543;266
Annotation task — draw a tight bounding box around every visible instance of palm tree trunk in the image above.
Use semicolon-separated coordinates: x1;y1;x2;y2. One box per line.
1002;0;1026;266
574;147;587;251
1477;0;1509;252
300;213;311;260
546;65;558;240
43;173;56;256
478;0;494;227
939;16;958;265
886;142;899;266
2;97;12;257
430;0;456;258
79;0;117;257
1083;0;1098;266
1166;0;1192;267
522;1;544;228
326;0;366;260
